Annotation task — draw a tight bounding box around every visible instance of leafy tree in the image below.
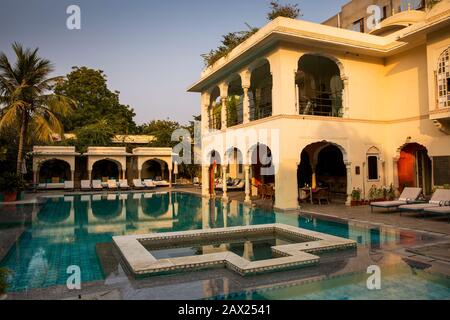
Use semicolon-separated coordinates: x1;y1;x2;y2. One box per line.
267;1;301;20
202;24;259;67
58;120;115;153
0;43;75;174
138;119;181;147
54;67;137;134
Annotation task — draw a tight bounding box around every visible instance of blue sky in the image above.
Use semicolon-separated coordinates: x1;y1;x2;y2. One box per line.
0;0;348;125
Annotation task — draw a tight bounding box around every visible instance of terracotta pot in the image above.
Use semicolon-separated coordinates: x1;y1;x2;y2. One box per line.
2;192;17;202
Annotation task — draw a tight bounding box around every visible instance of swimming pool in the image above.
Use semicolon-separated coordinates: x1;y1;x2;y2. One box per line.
0;191;448;299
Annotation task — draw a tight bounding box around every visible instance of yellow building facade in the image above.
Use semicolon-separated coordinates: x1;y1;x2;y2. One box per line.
189;1;450;211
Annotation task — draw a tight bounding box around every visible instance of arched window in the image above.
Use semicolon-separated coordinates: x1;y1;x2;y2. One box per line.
437;47;450;108
367;147;380;181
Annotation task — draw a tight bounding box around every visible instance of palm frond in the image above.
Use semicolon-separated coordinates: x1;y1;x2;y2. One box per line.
0;101;24;129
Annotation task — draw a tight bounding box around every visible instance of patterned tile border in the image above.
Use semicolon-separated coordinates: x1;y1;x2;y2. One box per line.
113;223;356;277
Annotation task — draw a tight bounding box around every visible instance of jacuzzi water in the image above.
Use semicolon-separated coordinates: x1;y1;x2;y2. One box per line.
0;191;448;300
147;234;299;261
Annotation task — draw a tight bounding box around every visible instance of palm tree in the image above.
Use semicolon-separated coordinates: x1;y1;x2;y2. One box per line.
0;42;75;174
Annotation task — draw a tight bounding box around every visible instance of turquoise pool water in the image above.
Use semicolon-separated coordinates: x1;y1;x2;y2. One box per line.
213;267;450;300
0;191;448;299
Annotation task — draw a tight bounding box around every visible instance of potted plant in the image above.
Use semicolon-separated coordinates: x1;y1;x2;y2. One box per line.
351;188;361;206
0;268;11;300
0;173;25;202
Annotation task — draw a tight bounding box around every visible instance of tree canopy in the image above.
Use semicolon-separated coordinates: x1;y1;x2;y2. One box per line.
54;67;137;134
138;119;182;148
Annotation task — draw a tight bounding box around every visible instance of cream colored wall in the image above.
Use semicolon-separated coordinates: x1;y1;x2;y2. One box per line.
383;44;429;120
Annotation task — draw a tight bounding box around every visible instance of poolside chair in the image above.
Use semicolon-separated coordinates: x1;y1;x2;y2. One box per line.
64;181;74;190
154;180;170;187
107;180;118;190
398;189;450;215
119;179;130;190
92;180;103;190
193;177;200;186
228;180;245;191
133;179;145;189
370;187;422;212
143;179;156;189
81;180;91;190
423;204;450;219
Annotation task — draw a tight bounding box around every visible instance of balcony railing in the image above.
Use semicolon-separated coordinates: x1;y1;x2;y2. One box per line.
208;112;222;130
298;91;343;117
227;99;243;128
250;103;272;121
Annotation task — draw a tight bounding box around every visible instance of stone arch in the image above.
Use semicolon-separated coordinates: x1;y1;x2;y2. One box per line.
249;59;273;121
396;142;432;194
37;158;72;183
298;141;349;203
91;158;122;181
141;158;170;180
296;53;346;117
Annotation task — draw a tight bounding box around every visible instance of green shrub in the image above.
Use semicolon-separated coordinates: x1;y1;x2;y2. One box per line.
0;172;25;192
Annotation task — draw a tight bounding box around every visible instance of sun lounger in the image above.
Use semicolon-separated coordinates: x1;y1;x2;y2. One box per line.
92;180;103;190
154;180;170;187
64;181;74;190
228;180;245;191
107;180;118;189
119;179;130;190
143;179;156;188
81;180;91;190
133;179;145;189
370;187;422;212
399;189;450;214
423;205;450;216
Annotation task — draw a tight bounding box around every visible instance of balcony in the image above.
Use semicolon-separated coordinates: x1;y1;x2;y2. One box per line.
298;90;343;117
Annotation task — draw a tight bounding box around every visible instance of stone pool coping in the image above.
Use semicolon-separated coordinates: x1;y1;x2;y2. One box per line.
113;223;356;277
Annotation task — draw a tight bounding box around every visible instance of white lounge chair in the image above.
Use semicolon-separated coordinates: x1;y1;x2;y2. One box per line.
423;205;450;220
228;180;245;191
107;180;118;190
399;189;450;215
154;180;170;187
81;180;91;190
92;180;103;190
143;179;156;188
119;179;130;190
133;179;145;189
64;181;74;190
370;187;422;212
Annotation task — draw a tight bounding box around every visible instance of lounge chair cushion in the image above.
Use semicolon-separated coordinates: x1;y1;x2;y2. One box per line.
371;200;406;208
399;203;440;211
424;206;450;214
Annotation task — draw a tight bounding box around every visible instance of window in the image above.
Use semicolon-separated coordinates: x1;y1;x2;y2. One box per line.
381;6;388;21
437;47;450;108
368;155;379;181
352;18;364;33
